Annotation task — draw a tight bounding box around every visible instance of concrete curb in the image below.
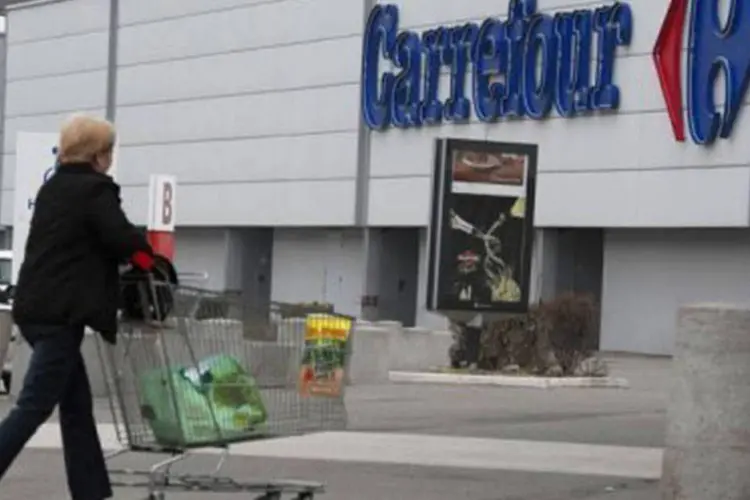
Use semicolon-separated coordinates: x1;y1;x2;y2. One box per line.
388;371;630;389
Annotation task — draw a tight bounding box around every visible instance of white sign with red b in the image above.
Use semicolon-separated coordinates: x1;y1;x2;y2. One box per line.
147;175;176;232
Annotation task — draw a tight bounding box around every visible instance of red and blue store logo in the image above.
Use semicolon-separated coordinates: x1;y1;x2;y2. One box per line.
653;0;749;145
361;0;749;147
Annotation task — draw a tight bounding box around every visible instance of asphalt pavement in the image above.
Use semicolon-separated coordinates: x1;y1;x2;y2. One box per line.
0;354;671;499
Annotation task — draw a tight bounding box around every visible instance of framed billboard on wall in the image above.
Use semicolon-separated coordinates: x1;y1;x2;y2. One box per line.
426;139;538;313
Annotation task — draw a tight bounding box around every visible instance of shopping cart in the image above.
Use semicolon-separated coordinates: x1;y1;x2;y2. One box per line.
96;277;354;500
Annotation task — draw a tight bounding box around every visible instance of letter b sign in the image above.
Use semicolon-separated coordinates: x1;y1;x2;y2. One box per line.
161;182;174;227
148;175;177;232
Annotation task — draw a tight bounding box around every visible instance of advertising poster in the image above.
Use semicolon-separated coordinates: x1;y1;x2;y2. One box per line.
427;139;537;313
298;314;352;398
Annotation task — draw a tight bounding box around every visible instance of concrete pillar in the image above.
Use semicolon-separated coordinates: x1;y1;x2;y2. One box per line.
661;304;750;500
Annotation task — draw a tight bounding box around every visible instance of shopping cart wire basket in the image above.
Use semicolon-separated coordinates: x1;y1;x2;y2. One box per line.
97;276;354;500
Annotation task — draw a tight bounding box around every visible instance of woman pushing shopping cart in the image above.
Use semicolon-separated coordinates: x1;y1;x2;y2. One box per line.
0;113;351;499
101;277;353;499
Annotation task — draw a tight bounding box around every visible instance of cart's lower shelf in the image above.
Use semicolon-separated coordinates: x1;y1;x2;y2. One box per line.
110;468;323;499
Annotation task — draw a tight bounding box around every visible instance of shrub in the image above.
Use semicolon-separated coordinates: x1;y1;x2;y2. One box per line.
540;292;597;374
277;302;334;319
449;292;599;376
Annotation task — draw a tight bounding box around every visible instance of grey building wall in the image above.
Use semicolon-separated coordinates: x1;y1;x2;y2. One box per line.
174;227;273;305
113;0;362;227
0;0;364;228
600;229;750;355
6;0;749;358
1;0;109;225
173;228;234;290
271;228;364;318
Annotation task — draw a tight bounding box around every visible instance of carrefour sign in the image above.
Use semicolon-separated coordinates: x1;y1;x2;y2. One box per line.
361;0;633;130
653;0;750;145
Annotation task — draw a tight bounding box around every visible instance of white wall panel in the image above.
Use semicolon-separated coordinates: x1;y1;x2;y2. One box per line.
118;185;148;226
115;132;357;185
536;167;750;227
8;30;108;81
2;6;107;238
2;0;110;228
7;0;109;44
118;0;362;66
369;162;750;228
121;180;356;227
120;0;274;25
115;85;359;146
108;0;364;227
5;70;106;117
368;177;431;227
6;32;107;80
372;111;750;179
601;229;750;355
117;37;360;106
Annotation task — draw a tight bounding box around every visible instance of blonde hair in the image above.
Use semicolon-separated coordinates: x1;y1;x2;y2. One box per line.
58;113;116;164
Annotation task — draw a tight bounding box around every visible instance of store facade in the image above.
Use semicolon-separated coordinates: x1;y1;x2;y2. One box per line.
0;0;749;355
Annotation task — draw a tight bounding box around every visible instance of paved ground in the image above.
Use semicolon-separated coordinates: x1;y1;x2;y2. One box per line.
348;355;669;448
0;354;670;499
7;451;660;500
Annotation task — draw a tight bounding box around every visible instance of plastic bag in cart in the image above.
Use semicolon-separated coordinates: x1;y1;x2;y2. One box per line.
140;355;268;447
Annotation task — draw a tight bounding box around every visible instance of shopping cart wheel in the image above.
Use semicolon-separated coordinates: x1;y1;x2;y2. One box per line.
256;492;283;500
296;493;315;500
147;493;165;500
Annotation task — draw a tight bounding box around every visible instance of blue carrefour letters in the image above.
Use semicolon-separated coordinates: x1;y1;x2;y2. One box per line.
361;5;398;129
361;0;632;130
688;0;750;144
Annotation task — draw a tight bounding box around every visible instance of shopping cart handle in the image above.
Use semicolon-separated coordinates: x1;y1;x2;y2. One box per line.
120;255;178;285
119;255;179;322
152;254;179;286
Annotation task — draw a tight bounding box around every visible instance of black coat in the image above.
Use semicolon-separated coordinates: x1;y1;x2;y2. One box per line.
12;162;152;342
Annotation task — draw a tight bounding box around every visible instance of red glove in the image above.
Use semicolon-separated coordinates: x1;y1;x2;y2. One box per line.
131;251;155;271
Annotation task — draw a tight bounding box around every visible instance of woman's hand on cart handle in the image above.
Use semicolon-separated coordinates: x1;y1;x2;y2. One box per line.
131;250;155;271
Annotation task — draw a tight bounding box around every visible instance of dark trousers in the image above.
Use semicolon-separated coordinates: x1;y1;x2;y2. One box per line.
0;325;112;500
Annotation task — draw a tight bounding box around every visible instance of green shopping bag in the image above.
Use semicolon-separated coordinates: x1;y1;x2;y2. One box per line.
140;355;268;447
